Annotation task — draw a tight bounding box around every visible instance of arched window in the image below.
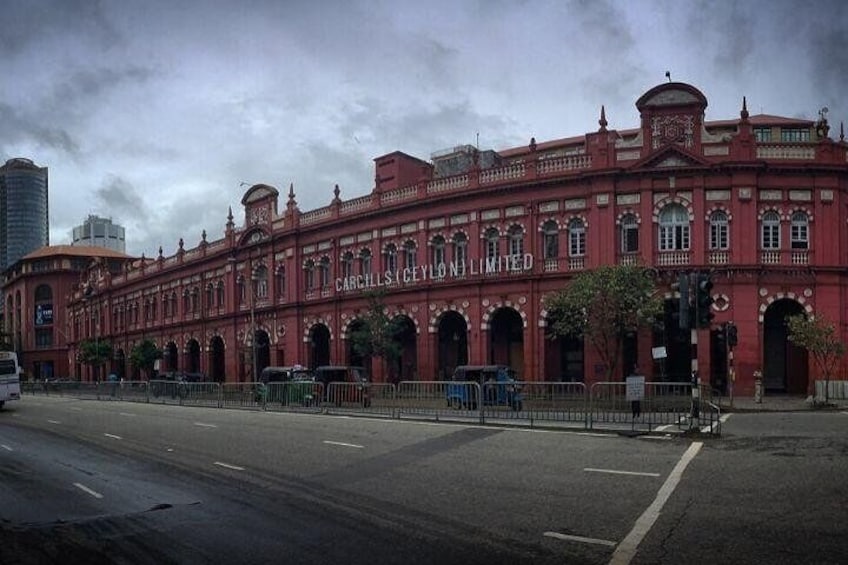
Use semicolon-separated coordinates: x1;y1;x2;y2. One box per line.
542;220;559;260
237;275;247;305
658;203;690;251
709;210;729;250
216;281;225;308
508;225;524;257
790;211;809;249
304;260;315;292
385;244;398;274
452;233;468;268
484;228;500;260
319;256;330;289
254;265;268;299
620;214;639;253
761;211;781;249
170;292;177;316
568;218;586;257
190;288;199;313
151;296;157;321
403;240;416;271
359;248;372;275
431;235;446;267
341;252;354;279
183;289;190;314
205;283;214;310
275;267;285;300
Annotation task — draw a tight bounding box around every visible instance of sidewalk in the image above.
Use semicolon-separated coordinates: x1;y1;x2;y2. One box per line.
715;394;848;412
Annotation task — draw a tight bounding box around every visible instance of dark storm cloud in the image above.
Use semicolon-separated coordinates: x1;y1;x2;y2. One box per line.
95;175;148;221
0;0;120;56
0;103;81;156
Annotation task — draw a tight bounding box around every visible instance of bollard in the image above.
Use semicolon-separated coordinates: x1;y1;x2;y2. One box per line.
753;370;763;403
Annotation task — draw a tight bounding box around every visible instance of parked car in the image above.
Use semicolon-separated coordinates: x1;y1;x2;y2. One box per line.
313;365;370;407
259;365;315;405
446;365;523;411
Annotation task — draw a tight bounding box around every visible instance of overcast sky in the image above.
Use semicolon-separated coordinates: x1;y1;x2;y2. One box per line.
2;0;846;257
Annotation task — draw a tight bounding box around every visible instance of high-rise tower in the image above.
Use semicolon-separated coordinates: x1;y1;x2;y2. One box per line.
0;158;49;270
71;215;126;253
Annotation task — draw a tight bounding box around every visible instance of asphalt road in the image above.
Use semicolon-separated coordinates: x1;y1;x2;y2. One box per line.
1;398;846;564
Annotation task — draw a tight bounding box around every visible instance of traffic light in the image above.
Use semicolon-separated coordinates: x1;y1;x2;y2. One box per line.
670;274;689;330
695;273;715;328
726;322;738;347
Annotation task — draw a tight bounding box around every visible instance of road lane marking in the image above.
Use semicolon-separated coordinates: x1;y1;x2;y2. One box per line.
544;531;617;547
609;441;703;565
103;433;122;440
119;412;136;417
47;419;61;424
1;444;12;451
323;440;364;449
214;461;245;471
194;422;217;428
841;411;848;415
74;483;104;499
69;407;82;412
584;468;660;478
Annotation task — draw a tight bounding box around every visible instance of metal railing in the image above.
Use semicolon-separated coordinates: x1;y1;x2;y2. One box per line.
20;379;721;435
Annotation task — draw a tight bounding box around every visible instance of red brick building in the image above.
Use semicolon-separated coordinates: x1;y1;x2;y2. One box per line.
8;82;848;394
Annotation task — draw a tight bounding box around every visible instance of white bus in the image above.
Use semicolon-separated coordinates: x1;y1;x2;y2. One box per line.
0;351;21;409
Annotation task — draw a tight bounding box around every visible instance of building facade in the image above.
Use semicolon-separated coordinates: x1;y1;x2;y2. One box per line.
8;82;848;394
71;215;127;253
0;158;49;270
2;246;132;380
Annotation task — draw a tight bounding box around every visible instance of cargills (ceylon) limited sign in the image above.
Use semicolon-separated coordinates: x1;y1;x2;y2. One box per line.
335;253;534;293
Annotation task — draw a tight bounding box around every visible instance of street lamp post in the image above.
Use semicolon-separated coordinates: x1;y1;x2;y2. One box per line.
250;270;258;382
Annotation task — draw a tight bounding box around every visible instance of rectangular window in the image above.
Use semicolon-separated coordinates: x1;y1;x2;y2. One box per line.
544;233;558;259
35;329;53;347
710;224;728;250
791;224;808;249
753;127;772;142
622;226;638;253
780;128;810;142
762;225;780;249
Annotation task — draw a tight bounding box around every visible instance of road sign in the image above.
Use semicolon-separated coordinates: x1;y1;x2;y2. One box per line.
626;375;645;401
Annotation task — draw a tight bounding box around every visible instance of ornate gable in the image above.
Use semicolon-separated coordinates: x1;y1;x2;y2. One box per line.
631;146;709;170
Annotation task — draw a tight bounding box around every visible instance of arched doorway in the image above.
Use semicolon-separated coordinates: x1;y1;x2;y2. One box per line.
208;336;225;382
653;299;690;382
114;348;126;380
163;341;179;372
392;315;417;382
436;311;468;380
255;329;271;376
309;324;331;368
543;314;584;382
185;339;201;374
346;319;370;371
763;299;808;393
489;307;524;377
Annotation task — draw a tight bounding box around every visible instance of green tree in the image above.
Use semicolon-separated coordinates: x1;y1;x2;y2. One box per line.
129;338;163;380
543;264;663;381
78;338;112;381
786;314;846;404
348;289;405;378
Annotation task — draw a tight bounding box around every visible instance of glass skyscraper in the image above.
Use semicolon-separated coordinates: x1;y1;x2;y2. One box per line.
0;158;49;270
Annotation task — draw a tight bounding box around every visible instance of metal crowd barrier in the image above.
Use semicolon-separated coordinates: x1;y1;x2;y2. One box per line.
21;378;721;435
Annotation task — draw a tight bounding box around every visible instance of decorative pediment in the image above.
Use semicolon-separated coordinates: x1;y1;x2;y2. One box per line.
241;183;279;205
631;146;709;170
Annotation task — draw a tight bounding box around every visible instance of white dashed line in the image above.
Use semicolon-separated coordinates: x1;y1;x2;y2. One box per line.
544;531;617;547
841;411;848;416
323;440;364;449
1;444;12;451
609;442;703;565
584;468;660;478
119;412;136;417
73;482;104;499
213;461;245;471
194;422;217;428
103;433;122;440
69;407;82;412
47;419;61;424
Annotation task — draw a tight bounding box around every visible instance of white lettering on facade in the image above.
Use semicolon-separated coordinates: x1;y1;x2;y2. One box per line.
330;254;534;294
